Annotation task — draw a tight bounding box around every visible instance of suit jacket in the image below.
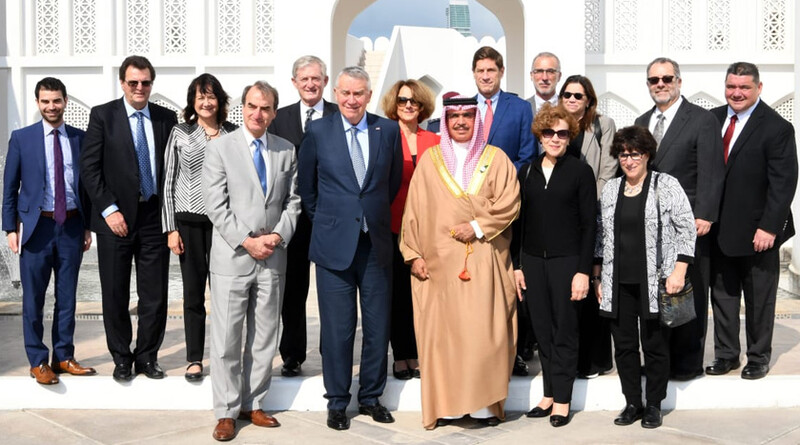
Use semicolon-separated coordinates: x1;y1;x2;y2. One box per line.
481;90;537;169
525;95;556;116
2;121;87;246
635;98;725;222
203;128;301;276
80;98;177;234
298;112;403;270
268;99;338;150
711;101;797;256
579;114;618;198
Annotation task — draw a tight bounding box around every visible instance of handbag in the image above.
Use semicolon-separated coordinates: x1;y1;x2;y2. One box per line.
654;173;696;327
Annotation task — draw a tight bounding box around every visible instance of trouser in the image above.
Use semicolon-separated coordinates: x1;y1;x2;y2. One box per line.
175;217;212;362
389;233;417;361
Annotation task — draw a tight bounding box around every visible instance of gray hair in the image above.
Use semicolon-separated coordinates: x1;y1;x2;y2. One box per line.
336;66;371;91
292;55;327;79
646;57;681;79
241;80;279;109
531;52;561;72
726;62;760;85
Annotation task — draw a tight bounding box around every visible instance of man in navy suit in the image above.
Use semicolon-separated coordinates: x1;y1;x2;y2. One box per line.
2;77;96;385
298;66;403;431
267;55;338;377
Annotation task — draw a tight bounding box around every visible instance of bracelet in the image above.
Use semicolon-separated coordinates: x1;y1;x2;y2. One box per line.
591;275;601;283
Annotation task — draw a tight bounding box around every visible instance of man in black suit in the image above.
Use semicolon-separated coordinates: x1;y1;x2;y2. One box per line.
267;55;338;377
634;57;724;381
706;62;797;380
81;55;178;382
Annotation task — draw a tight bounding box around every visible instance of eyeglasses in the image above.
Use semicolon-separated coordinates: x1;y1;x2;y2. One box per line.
532;69;560;76
541;129;570;140
397;96;420;107
125;80;153;88
561;92;585;100
618;152;644;161
646;76;676;86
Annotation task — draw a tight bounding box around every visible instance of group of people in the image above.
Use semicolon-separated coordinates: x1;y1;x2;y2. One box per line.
2;46;796;440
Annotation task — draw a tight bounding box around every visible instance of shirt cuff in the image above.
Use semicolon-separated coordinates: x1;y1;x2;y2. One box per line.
101;204;119;218
470;220;484;239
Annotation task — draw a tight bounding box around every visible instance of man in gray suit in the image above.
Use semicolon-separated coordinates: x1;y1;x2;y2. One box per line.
526;52;562;116
203;81;301;441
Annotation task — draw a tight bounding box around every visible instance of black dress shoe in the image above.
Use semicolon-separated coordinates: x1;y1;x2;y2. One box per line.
741;363;769;380
549;414;570;427
359;402;395;423
135;361;165;379
705;358;740;375
641;405;662;428
513;355;529;376
412;368;421;379
526;405;552;418
281;359;302;377
614;404;644;426
113;363;133;382
477;416;500;427
671;368;704;381
435;418;453;427
327;409;350;430
185;362;204;382
392;363;412;380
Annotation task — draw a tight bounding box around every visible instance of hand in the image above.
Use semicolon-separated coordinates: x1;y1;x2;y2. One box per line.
570;273;590;301
104;211;128;237
514;269;526;301
410;258;429;281
83;230;92;252
7;232;19;254
665;269;686;294
241;235;275;260
695;218;711;237
753;228;776;252
263;232;283;249
167;231;184;255
592;265;602;303
449;223;476;244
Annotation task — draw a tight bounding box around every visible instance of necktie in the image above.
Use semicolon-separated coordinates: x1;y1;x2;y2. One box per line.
652;113;665;146
304;108;314;133
348;127;368;231
484;99;494;142
52;129;67;225
252;139;267;195
722;114;738;164
134;112;155;200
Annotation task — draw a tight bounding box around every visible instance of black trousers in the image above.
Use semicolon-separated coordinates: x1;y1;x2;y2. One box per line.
610;283;670;406
279;211;312;364
175;217;212;362
669;235;711;376
710;240;778;365
97;197;169;366
522;253;580;403
390;233;417;361
577;286;613;375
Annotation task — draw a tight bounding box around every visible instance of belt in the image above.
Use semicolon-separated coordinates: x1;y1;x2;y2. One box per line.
41;209;79;219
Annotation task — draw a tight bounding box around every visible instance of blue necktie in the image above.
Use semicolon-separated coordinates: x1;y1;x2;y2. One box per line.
348;127;367;232
253;139;267;195
134;112;155;200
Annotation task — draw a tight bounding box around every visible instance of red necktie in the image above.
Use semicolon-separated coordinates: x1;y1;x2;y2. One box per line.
484;99;493;142
722;114;737;164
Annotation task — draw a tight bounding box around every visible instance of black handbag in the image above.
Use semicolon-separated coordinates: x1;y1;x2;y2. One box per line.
654;173;696;328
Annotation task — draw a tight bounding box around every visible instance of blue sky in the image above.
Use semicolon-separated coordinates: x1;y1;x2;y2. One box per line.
349;0;504;39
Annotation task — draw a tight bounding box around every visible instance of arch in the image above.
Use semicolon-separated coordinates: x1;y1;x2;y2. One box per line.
771;93;794;123
64;97;92;131
688;92;723;110
597;92;640;128
150;93;184;123
418;74;442;99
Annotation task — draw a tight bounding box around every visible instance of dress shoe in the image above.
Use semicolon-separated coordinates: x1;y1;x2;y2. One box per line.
392;363;412;380
30;363;59;385
212;418;236;441
327;409;350;430
614;404;644;426
705;358;740;375
135;361;165;379
239;409;280;427
412;367;421;378
513;355;529;376
358;402;395;423
185;361;204;381
671;368;704;381
52;359;96;376
281;358;302;377
526;405;553;418
435;418;453;427
112;363;133;382
741;363;769;380
550;414;570;427
641;405;662;428
477;416;501;427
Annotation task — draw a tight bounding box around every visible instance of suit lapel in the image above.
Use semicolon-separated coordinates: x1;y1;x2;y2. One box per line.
654;100;690;164
34;121;47;183
363;114;381;188
232;129;267;200
67;127;82;192
725;102;765;170
287;102;303;142
486;91;509;143
265;133;279;202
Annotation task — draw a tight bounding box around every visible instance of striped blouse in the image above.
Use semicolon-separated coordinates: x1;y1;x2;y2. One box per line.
161;121;238;232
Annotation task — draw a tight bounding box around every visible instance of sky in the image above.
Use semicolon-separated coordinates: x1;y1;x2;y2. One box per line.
349;0;504;40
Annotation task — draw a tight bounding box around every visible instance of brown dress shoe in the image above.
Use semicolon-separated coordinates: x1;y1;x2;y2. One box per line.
52;359;97;376
30;363;59;385
239;409;280;427
212;418;236;441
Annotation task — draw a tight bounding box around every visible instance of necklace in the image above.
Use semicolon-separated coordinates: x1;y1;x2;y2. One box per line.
203;126;220;141
624;181;643;196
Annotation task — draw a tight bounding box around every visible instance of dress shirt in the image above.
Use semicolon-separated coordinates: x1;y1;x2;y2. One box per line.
477;90;501;124
41;121;78;211
648;96;683;136
300;100;325;129
721;99;759;156
534;94;558;113
452;140;484;239
243;130;270;190
340;113;369;170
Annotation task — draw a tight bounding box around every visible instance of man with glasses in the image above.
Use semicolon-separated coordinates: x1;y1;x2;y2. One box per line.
634;57;724;381
81;55;178;382
526;52;562;116
268;55;338;378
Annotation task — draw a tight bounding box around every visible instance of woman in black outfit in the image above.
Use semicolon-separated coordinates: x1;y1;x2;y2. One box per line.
512;104;597;427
